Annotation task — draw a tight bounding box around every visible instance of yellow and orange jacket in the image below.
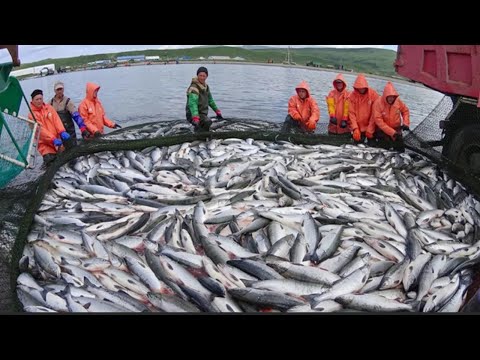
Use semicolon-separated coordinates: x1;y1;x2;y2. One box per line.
79;82;115;134
28;102;66;156
326;74;350;134
348;74;379;134
288;81;320;128
372;82;410;138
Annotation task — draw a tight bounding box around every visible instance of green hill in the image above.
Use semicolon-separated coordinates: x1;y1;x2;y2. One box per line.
16;46;398;77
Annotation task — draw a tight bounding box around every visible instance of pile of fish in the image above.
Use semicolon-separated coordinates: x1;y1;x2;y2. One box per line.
105;118;283;141
17;138;480;312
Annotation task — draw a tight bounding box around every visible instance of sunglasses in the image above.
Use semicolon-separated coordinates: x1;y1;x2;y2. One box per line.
55;88;64;91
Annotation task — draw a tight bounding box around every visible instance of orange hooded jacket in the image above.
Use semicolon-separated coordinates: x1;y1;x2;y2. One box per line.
288;80;320;130
348;74;379;134
28;102;66;156
326;74;350;134
372;82;410;138
78;82;115;134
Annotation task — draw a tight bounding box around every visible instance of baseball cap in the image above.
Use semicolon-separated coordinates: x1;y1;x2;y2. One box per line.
54;81;64;90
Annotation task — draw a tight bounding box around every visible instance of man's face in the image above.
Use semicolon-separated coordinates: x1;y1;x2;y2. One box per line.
93;89;99;98
334;80;344;92
297;89;307;99
198;72;208;84
32;94;43;107
55;87;64;97
356;87;368;95
386;95;396;105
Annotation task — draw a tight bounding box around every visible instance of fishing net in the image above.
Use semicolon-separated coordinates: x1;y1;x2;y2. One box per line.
1;112;479;312
2;121;349;311
405;96;480;197
0;112;38;188
0;69;38;189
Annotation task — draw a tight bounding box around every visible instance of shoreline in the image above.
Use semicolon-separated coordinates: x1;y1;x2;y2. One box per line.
17;60;426;89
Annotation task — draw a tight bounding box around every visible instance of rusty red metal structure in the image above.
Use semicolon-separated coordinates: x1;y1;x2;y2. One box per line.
395;45;480;107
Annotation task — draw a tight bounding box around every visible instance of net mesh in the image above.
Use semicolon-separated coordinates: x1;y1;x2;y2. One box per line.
405;95;453;152
0;112;36;188
405;96;480;199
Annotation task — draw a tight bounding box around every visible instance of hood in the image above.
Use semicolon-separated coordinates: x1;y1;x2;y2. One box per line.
86;82;100;101
382;81;399;101
333;73;347;90
295;80;311;98
353;74;369;90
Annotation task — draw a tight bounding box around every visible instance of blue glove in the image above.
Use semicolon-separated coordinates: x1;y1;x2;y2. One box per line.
329;117;337;125
340;120;348;128
53;138;63;147
71;111;86;128
60;131;70;141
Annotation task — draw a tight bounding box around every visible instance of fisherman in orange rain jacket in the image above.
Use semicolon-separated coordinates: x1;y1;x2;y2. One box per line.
78;82;121;138
372;81;410;152
348;74;380;145
282;80;320;134
326;74;350;135
28;89;72;166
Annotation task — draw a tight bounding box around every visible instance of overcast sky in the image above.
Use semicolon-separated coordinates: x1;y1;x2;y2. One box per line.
0;45;397;64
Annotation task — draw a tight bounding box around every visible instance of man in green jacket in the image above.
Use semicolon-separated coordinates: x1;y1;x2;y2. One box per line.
185;66;223;132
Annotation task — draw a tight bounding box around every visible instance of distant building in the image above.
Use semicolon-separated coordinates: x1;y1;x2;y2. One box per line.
39;67;54;76
34;64;55;74
306;61;335;69
208;56;231;60
58;66;71;73
116;55;145;62
306;61;322;68
145;56;160;61
198;56;205;60
10;67;34;77
95;60;112;65
11;63;55;77
178;56;192;60
232;57;246;61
